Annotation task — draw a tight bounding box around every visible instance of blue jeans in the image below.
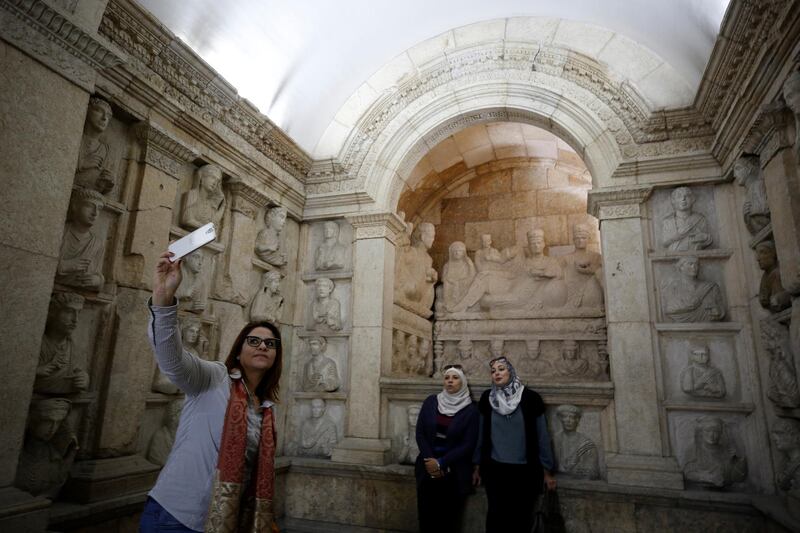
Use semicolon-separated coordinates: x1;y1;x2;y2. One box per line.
139;497;201;532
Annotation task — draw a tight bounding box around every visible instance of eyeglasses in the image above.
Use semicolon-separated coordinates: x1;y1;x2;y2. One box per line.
244;336;280;349
443;364;463;371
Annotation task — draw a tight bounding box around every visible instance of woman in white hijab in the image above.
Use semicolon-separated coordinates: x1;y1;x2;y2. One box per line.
414;365;479;533
472;356;557;533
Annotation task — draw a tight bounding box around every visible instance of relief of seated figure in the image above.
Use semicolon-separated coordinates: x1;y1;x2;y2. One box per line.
36;292;90;395
474;234;513;273
553;405;600;479
448;229;566;312
175;250;206;313
683;417;747;488
680;345;726;399
311;277;342;331
302;336;340;392
15;399;78;498
756;241;791;313
57;188;106;290
314;220;347;271
661;256;726;323
180;163;225;231
75;97;115;194
660;186;713;251
287;399;338;458
734;155;771;235
255;206;288;266
563;223;604;308
394;222;437;316
772;418;800;491
249;270;284;323
554;340;595;379
146;400;183;466
398;405;421;465
441;241;476;311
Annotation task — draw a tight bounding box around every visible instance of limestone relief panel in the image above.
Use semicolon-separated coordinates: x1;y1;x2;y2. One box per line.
254;206;288;268
734;155;771;236
286;398;343;458
391;330;432;377
652;186;718;252
394;222;437;318
75;97;116;195
756;241;791;313
36;292;90;395
146;399;183;466
761;320;800;409
306;277;348;332
175;249;210;314
660;336;740;403
550;404;601;480
656;257;727;323
152;317;212;394
299;336;343;393
56;188;108;291
248;270;284;323
309;220;351;273
771;418;800;491
179;163;225;231
561;224;604;309
389;403;422;465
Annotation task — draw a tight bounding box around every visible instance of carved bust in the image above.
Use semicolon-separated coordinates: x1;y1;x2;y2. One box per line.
734;155;771;235
441;241;476;311
180;164;225;231
311;277;342;331
521;339;552;376
455;339;484;378
75;97;115;194
394;222;437;317
680;345;726;399
661;256;725;323
36;292;90;395
398;405;421;465
146;400;183;466
255;206;288;267
302;337;340;392
563;223;604;308
175;250;206;313
756;241;791;313
553;405;600;479
289;399;338;458
772;418;800;491
762;321;800;408
314;220;347;271
57;187;106;289
474;234;510;273
15;399;78;497
554;340;593;378
661;187;713;251
249;270;284;323
683;417;747;488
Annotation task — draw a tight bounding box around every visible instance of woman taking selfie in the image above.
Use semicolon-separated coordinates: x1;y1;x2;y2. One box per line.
140;251;282;533
472;357;556;533
415;365;479;533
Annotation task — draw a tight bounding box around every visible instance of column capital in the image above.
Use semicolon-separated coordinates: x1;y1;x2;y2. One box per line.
226;176;270;220
346;212;406;242
133;121;197;179
587;185;653;220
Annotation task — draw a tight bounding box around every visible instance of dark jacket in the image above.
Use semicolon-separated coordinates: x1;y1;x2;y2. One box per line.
415;394;479;494
477;387;546;488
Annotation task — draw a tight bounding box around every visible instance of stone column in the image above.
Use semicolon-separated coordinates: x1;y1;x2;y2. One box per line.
588;186;684;490
330;213;405;465
0;1;121;528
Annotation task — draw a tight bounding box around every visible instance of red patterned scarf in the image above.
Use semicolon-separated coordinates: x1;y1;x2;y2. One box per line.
206;379;278;533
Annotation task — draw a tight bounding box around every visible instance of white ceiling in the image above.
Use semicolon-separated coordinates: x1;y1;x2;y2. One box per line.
135;0;729;156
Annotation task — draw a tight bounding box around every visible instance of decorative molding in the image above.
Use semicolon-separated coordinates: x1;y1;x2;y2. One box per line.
0;0;124;91
587;185;653;220
346;213;406;242
612;153;721;180
227;177;270;219
133;121;197;178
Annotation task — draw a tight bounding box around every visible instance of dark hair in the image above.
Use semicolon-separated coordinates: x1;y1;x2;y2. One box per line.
224;321;283;403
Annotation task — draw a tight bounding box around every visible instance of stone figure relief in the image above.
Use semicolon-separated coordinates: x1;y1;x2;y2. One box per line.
249;270;284;323
175;250;207;313
146;400;183;466
522;339;553;376
419;338;432;376
432;338;444;378
772;418;800;491
552;405;600;479
36;292;90;395
301;336;341;392
682;417;747;488
15;399;78;497
454;339;484;378
394;222;437;317
660;256;726;323
57;187;106;290
679;345;726;399
441;241;476;311
762;321;800;408
660;186;713;251
310;277;342;331
287;399;338;458
406;335;427;376
448;229;566;313
255;206;288;267
562;223;604;308
554;340;596;379
474;233;512;273
756;241;791;313
75;97;115;194
488;339;505;361
734;155;771;235
393;329;407;370
392;332;429;376
180;163;225;231
784;71;800;160
153;318;205;394
314;220;347;271
398;405;421;465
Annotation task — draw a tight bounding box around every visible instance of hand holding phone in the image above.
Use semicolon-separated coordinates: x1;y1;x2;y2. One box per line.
168;223;216;262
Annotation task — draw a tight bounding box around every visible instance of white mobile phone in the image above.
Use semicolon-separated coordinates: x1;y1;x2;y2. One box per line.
168;223;216;262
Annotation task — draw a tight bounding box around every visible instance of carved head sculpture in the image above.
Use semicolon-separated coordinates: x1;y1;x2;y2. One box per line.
690;345;710;367
670;187;695;212
783;70;800;114
266;206;288;231
733;155;760;185
307;336;327;356
407;405;421;427
262;270;282;293
196;164;223;195
183;250;204;274
527;229;545;255
555;404;582;432
315;277;335;298
412;222;435;250
561;340;578;360
572;224;590;250
481;234;493;249
310;398;327;419
772;418;800;454
47;292;85;337
86;97;112;133
756;241;778;272
181;318;202;346
526;339;541;360
489;339;504;359
696;417;724;447
68;187;105;228
449;241;467;261
28;398;71;442
675;256;700;279
457;339;473;360
322;220;339;239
